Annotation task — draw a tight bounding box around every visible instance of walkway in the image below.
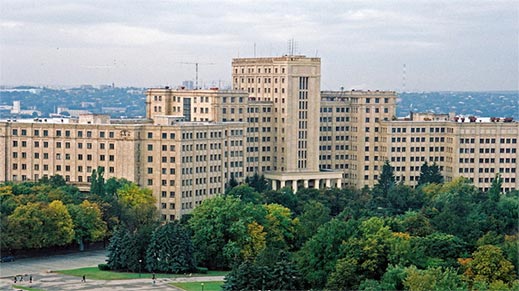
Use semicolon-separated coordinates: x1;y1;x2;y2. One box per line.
0;250;224;290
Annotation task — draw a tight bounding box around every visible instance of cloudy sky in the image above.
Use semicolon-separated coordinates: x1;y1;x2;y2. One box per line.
0;0;517;91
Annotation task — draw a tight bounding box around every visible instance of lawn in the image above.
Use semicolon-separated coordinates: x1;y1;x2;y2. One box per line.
12;285;46;291
170;281;223;291
56;267;227;280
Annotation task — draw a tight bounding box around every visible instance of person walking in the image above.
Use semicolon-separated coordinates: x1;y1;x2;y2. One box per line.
82;275;86;283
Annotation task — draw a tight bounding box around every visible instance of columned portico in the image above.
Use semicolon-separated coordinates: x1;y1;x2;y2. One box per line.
265;171;343;193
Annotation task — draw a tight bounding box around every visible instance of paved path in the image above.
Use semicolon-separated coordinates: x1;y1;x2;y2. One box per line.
0;250;107;278
0;250;224;290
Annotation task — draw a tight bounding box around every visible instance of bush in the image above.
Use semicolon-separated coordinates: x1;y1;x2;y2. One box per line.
196;267;208;274
98;263;110;271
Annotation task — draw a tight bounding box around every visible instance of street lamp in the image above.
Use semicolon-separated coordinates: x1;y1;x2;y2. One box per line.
201;282;204;291
139;259;142;278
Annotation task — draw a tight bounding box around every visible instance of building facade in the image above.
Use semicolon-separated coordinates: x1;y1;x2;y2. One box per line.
1;55;518;219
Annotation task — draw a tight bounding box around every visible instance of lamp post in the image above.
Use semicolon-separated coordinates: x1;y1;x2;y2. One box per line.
139;259;142;278
201;282;204;291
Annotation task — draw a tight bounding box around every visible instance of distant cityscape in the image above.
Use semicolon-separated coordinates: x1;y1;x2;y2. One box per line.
1;85;517;120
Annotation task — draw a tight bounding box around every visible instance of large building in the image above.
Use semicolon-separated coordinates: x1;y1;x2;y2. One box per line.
1;55;517;220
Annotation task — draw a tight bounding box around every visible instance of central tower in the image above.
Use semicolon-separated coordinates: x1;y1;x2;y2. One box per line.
232;55;342;191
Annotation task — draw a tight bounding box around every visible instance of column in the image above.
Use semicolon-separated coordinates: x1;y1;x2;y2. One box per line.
272;180;277;190
337;178;342;189
292;180;298;193
325;179;331;188
280;180;286;188
304;179;309;188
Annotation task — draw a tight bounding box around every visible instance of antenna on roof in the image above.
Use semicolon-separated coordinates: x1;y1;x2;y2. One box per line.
402;63;407;93
287;39;297;55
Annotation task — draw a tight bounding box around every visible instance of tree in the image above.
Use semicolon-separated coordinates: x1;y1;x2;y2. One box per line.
418;162;443;186
49;175;67;188
297;216;358;288
6;201;74;249
117;183;154;208
413;232;467;268
90;167;105;196
404;266;466;291
241;221;266;260
295;200;331;246
263;203;298;250
463;245;516;287
43;200;75;247
106;225;128;270
146;221;196;273
223;260;262;290
326;257;359;289
488;173;503;202
337;217;394;287
189;196;265;269
245;173;269;193
223;248;301;291
264;250;302;290
262;188;299;214
225;184;262;204
376;161;395;196
226;173;239;191
117;183;158;230
67;200;107;251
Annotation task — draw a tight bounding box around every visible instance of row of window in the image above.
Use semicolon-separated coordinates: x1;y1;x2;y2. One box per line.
460;138;517;144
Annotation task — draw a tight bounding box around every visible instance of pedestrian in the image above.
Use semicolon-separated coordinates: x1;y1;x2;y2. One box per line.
29;275;32;283
82;275;86;283
152;273;156;280
13;276;17;283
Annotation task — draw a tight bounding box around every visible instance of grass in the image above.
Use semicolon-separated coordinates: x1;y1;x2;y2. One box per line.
12;285;46;291
55;266;228;280
170;281;223;291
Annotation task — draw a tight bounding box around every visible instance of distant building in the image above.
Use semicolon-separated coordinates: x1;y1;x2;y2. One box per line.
56;107;91;117
10;101;41;116
1;56;517;220
182;80;194;90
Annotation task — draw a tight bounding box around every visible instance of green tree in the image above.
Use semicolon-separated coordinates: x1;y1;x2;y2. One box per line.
146;221;196;273
90;167;105;196
464;245;516;287
67;200;107;251
226;173;239;191
413;232;467;268
404;266;466;291
488;173;503;203
418;162;444;186
225;184;262;204
297;216;358;288
6;201;74;249
43;200;75;247
189;196;265;269
295;200;331;246
245;173;270;193
262;188;299;214
49;174;67;188
326;257;359;289
265;250;302;290
264;203;298;250
223;248;301;291
106;225;127;270
376;161;395;197
222;260;262;290
117;183;155;208
337;217;394;287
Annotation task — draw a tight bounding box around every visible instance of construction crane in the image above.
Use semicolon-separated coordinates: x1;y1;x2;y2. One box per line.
177;62;215;90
